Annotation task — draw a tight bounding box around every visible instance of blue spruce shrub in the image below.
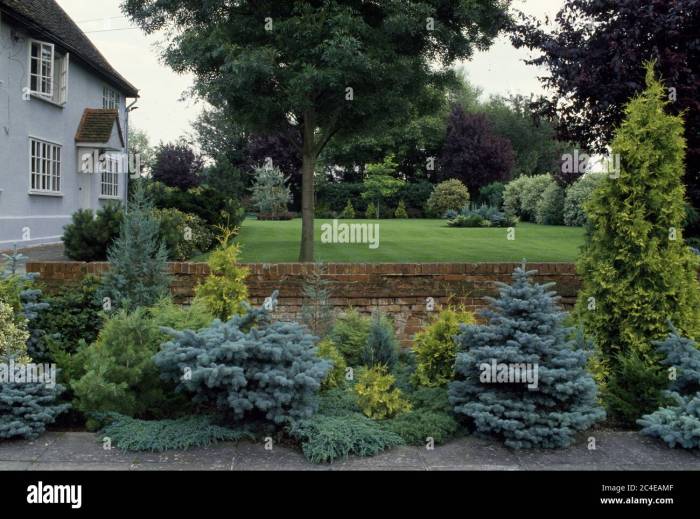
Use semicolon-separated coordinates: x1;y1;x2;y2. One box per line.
0;382;69;440
448;263;605;448
637;326;700;448
98;184;170;311
154;292;332;425
361;311;399;370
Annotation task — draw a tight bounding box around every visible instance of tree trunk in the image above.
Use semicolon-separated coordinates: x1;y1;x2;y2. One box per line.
299;114;316;262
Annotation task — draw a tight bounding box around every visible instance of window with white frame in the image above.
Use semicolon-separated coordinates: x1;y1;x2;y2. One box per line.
100;155;120;198
29;40;69;104
103;86;120;109
30;138;61;194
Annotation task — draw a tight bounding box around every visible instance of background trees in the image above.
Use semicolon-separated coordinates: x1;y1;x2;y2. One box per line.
123;0;509;261
439;107;514;195
510;0;700;233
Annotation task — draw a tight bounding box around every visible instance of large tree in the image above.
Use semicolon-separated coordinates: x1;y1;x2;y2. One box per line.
510;0;700;231
439;106;514;194
123;0;509;261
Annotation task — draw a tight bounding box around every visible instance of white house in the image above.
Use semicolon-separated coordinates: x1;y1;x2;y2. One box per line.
0;0;138;248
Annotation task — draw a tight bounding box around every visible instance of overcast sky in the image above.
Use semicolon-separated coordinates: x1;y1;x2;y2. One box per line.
56;0;565;146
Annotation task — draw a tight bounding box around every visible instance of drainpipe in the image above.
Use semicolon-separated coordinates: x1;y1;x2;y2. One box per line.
125;98;139;212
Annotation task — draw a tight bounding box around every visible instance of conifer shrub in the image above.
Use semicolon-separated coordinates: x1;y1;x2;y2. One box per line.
365;202;377;219
300;263;333;338
288;413;405;464
154;294;331;425
317;339;347;390
97;413;255;452
535;182;565;225
62;203;123;261
328;309;372;366
35;276;103;363
380;409;458;446
449;264;605;448
98;185;170;311
71;300;213;427
575;65;700;423
340;200;356;219
638;328;700;448
413;307;475;387
361;312;399;370
0;301;68;440
193;227;249;321
394;200;408;219
355;366;412;420
600;350;668;428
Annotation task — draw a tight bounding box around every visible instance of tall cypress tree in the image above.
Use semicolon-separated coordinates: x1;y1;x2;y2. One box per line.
449;264;604;448
575;63;700;421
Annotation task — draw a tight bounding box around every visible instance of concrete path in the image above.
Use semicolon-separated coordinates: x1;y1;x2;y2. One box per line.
0;431;698;471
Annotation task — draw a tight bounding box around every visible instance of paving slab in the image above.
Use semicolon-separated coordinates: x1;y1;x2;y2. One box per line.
0;431;698;471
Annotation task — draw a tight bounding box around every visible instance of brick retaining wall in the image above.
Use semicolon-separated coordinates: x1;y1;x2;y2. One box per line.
26;262;581;346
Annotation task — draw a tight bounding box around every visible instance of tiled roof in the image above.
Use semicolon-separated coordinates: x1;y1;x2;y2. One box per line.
0;0;138;97
75;109;123;145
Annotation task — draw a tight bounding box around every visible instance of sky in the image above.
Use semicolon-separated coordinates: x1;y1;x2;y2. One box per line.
56;0;566;146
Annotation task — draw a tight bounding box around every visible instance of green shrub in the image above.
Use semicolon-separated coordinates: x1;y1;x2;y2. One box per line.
447;214;485;228
316;182;366;214
409;386;453;413
362;312;399;370
365;201;377;219
318;339;347;390
576;65;700;422
71;300;213;427
413;307;474;387
503;174;553;222
478;181;505;208
193;227;249;321
300;263;333;338
316;387;361;416
288;413;404;463
35;276;103;363
153;208;214;261
98;413;254;452
98;185;170;312
426;179;470;217
62;203;123;261
535;182;565;225
391;181;433;218
340;200;356;219
355;366;412;420
563;174;604;227
143;179;244;228
154;294;331;425
328;309;372;366
380;409;458;445
601;350;669;428
394;200;408;219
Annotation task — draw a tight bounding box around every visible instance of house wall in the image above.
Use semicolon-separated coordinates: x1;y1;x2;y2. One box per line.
0;16;129;248
25;261;581;346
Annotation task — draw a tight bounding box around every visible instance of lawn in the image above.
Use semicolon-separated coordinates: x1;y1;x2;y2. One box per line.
212;218;585;263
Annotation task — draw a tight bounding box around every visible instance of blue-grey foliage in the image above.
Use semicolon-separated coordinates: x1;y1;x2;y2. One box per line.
154;292;331;425
637;327;700;449
448;264;605;448
0;382;68;440
98;184;170;311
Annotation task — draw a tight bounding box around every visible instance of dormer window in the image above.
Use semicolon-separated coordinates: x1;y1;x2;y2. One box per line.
29;40;69;105
103;86;120;109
